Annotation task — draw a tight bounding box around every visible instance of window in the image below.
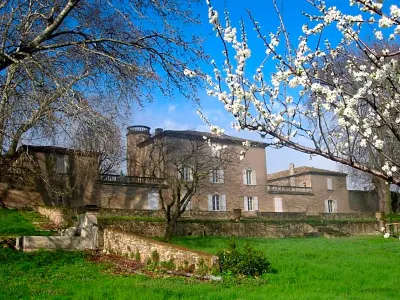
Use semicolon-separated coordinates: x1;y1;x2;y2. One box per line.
247;196;253;211
244;196;258;211
327;177;333;190
56;195;64;206
243;169;256;185
56;155;68;174
212;194;220;211
246;170;252;185
325;199;337;213
180;165;192;181
327;199;334;213
208;194;226;211
210;169;224;183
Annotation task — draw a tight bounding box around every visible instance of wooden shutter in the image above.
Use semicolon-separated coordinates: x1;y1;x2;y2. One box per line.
209;170;214;183
189;167;193;181
177;165;182;180
333;200;338;213
327;177;333;190
254;197;259;211
243;170;247;185
208;195;213;211
147;193;159;210
220;169;224;183
221;195;226;211
252;170;257;185
243;196;248;211
325;200;330;213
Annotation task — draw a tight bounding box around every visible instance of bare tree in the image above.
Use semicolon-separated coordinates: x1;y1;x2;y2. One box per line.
0;0;205;206
142;136;237;242
72;116;125;176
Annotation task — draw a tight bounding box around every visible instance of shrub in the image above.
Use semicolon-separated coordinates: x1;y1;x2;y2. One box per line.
160;258;176;270
217;239;271;277
151;250;160;263
135;250;141;262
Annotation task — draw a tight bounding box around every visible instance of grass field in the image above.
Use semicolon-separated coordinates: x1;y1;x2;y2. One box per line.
1;236;400;299
0;209;53;237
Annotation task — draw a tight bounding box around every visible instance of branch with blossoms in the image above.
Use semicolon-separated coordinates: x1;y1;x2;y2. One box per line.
186;0;400;185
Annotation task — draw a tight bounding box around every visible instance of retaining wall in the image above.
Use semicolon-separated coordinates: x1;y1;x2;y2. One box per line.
103;229;218;271
99;218;379;238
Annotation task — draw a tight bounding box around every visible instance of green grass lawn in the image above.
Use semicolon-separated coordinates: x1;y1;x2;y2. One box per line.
1;236;400;299
0;209;53;236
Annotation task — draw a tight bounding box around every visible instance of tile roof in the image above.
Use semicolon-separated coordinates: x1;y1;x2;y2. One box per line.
137;130;268;148
19;145;96;156
267;166;347;181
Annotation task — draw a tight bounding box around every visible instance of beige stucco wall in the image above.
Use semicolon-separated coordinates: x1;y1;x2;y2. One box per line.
269;174;312;187
267;174;350;214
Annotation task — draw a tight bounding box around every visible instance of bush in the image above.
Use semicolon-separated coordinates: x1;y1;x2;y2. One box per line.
217;239;271;277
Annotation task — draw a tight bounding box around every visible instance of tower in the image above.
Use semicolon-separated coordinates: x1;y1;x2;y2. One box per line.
126;125;151;176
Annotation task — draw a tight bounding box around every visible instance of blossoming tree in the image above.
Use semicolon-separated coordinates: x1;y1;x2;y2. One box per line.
190;0;400;196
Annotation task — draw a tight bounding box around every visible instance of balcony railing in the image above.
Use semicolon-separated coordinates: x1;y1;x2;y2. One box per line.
99;174;165;186
267;185;313;195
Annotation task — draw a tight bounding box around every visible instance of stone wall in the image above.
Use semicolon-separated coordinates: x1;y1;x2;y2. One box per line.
103;229;219;271
99;209;307;221
33;206;76;228
319;212;376;220
324;222;379;235
99;218;379;238
257;212;306;220
99;208;164;218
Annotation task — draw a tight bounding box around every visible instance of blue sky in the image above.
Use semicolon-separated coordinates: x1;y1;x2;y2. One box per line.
129;0;368;174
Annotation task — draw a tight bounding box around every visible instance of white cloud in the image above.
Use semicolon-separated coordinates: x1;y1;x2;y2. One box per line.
168;105;176;113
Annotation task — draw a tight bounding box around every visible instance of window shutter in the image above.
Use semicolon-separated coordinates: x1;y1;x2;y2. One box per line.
209;171;214;183
208;195;213;211
252;170;257;185
220;169;224;183
325;200;329;213
243;197;248;211
221;195;226;211
64;156;69;173
189;167;193;181
178;165;182;180
327;178;333;190
243;170;247;185
254;197;259;211
333;200;338;213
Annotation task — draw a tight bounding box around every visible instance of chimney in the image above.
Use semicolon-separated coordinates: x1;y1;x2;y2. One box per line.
289;163;295;175
154;128;163;135
289;163;295;186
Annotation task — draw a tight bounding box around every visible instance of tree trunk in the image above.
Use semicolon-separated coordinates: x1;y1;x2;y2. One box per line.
0;183;9;208
164;218;178;242
373;176;391;213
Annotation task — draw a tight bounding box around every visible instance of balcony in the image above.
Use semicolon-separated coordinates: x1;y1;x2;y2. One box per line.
99;174;165;186
267;185;313;195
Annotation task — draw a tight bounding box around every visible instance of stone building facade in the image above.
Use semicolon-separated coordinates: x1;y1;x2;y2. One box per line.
267;164;351;214
126;125;268;213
